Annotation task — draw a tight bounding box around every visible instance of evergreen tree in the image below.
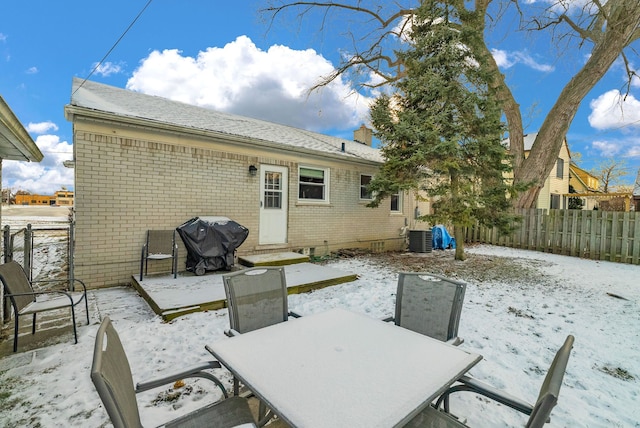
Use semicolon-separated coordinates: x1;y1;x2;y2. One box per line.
367;2;519;260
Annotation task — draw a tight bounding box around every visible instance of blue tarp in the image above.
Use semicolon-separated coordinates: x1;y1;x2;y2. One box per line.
432;225;456;250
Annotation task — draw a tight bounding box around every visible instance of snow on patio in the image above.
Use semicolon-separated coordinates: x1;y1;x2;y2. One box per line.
0;235;639;426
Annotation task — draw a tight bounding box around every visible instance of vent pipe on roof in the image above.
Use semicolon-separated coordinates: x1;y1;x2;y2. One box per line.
341;142;345;152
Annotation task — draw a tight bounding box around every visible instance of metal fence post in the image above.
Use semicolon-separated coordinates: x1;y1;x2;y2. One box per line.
3;224;11;263
68;220;75;291
25;224;33;282
2;225;9;323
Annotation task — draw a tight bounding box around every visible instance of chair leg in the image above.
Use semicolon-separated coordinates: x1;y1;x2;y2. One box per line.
84;295;90;324
70;306;78;344
140;248;145;281
13;315;19;352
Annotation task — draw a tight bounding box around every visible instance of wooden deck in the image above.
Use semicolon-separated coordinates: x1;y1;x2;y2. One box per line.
132;253;357;321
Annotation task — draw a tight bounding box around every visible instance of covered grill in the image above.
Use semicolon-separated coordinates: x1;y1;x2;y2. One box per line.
176;216;249;275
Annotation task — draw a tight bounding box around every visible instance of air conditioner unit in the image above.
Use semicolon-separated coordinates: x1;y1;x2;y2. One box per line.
408;230;433;253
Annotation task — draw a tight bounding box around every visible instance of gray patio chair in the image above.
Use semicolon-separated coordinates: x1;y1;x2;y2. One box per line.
140;229;178;281
221;266;301;424
0;261;89;352
91;316;256;428
384;272;466;345
405;335;575;428
222;266;300;337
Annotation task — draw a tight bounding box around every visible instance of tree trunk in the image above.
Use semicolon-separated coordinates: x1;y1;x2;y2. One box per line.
512;0;640;209
453;225;466;261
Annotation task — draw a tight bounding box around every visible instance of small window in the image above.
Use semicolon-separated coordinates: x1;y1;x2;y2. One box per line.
550;194;561;209
556;159;564;179
360;174;373;200
390;192;402;212
299;166;328;202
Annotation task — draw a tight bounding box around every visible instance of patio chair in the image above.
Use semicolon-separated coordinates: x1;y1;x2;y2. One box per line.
221;266;301;424
140;230;178;281
405;335;575;428
0;261;89;353
222;266;300;337
91;316;257;428
384;272;466;345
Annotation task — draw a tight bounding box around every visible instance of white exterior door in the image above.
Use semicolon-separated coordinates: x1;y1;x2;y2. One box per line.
259;165;288;244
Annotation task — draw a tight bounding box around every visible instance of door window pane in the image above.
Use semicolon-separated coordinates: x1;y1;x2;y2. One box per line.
264;172;282;209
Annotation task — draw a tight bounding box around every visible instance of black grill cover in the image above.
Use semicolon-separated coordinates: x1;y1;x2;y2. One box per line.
176;216;249;275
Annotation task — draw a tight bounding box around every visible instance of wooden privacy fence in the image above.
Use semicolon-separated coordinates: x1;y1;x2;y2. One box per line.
465;209;640;265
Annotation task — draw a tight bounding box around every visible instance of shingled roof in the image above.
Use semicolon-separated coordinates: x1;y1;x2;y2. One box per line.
66;78;382;164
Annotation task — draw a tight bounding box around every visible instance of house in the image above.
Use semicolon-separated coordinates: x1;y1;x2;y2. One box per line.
64;79;431;288
14;190;74;206
505;133;571;210
568;163;600;210
0;94;44;322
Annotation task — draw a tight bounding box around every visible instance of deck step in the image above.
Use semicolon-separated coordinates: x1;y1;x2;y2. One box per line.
239;252;309;267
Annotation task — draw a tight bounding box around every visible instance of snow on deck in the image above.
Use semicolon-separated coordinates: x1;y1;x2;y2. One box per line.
132;261;357;320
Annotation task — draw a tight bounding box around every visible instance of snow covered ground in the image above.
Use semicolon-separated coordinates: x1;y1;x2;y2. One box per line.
0;208;638;427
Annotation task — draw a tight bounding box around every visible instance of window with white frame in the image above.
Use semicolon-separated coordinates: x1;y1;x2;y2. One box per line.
390;192;402;212
299;166;328;202
360;174;373;200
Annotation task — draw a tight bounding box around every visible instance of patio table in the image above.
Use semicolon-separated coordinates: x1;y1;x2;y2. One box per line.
206;308;481;427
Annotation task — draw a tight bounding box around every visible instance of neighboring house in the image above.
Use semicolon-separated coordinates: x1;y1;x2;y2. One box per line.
568;163;600;210
505;133;571;210
0;94;44;322
64;79;430;288
14;190;74;206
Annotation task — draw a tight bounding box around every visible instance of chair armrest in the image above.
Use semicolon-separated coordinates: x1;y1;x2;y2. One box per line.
224;329;242;337
135;360;227;397
446;337;464;346
6;289;74;300
437;375;534;415
32;278;87;293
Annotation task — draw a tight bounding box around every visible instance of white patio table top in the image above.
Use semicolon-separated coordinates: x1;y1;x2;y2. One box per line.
206;307;482;428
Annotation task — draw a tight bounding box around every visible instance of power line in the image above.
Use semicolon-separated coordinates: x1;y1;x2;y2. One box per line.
72;0;155;97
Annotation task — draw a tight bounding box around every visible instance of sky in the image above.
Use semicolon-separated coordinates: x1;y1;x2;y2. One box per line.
1;0;639;195
0;209;638;426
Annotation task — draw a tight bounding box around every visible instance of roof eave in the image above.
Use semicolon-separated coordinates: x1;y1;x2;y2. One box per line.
0;96;44;162
65;104;382;167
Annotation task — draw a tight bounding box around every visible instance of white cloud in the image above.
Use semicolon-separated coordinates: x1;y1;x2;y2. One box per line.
2;134;74;194
588;89;640;130
591;140;621;157
91;61;123;77
26;66;38;74
491;49;554;72
126;36;371;132
26;121;59;134
591;137;640;162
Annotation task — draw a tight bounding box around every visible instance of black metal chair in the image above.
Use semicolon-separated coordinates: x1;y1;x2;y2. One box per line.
91;316;256;428
405;335;575;428
385;272;466;345
140;230;178;280
0;261;89;352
